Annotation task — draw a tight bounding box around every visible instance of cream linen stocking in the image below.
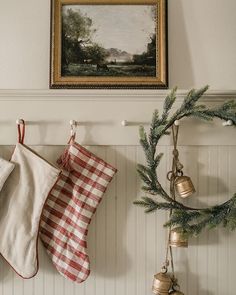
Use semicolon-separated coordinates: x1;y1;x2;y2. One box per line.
0;122;60;278
0;157;15;191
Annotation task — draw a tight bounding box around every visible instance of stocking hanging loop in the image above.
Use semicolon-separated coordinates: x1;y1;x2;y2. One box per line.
68;120;78;144
17;119;25;144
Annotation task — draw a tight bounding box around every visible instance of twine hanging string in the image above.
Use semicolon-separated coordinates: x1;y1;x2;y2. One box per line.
163;124;183;285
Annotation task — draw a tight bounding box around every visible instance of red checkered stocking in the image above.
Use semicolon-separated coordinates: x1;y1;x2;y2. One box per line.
40;138;116;283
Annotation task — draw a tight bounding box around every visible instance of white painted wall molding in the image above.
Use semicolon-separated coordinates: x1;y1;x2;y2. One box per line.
0;90;235;101
0;92;235;146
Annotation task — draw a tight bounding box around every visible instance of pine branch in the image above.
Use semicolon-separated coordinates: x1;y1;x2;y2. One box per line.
187;100;236;124
137;167;153;187
134;86;236;237
164;195;236;236
134;197;182;213
161;87;177;122
180;86;209;112
151;109;160;128
201;109;236;125
139;126;149;151
154;153;164;168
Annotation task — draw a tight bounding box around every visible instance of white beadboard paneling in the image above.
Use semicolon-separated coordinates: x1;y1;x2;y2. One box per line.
228;146;236;294
217;146;230;295
136;146;147;295
0;145;235;295
125;146;137;295
95;146;106;295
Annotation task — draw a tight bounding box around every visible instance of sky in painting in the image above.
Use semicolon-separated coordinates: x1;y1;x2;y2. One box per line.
63;5;156;55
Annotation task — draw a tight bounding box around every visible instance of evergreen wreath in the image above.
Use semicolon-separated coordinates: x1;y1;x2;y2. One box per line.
134;86;236;237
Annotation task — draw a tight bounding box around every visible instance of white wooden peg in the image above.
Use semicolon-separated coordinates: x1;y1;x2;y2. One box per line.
121;120;128;127
174;120;180;126
16;119;24;125
69;120;77;136
222;120;233;127
69;119;77;126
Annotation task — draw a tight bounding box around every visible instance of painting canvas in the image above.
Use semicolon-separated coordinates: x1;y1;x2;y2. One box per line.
50;0;167;89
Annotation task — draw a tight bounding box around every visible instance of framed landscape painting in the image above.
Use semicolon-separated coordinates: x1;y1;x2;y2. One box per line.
50;0;167;89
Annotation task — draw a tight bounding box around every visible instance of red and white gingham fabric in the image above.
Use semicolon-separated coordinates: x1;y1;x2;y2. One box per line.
40;141;117;283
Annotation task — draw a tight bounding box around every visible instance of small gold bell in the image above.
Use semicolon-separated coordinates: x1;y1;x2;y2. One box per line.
175;175;195;198
169;228;188;248
152;271;172;295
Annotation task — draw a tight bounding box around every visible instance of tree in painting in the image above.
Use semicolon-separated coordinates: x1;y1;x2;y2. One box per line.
61;5;157;77
133;34;156;66
62;8;108;75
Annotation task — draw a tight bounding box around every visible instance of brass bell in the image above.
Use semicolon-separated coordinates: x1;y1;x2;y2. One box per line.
175;175;195;198
169;228;188;248
152;271;172;295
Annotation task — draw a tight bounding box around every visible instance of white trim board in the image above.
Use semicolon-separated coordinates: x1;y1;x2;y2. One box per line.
0;90;235;145
0;89;235;101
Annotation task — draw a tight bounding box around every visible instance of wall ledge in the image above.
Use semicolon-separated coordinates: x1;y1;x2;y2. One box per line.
0;89;235;101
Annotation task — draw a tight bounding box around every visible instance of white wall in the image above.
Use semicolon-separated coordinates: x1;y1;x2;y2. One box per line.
0;1;236;295
169;0;236;90
0;0;236;90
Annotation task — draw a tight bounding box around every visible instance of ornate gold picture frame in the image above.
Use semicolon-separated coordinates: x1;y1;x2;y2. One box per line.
50;0;168;89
